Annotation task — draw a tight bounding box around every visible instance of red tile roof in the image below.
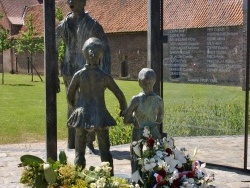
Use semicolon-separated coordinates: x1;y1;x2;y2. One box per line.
10;0;244;36
85;0;148;33
0;0;41;24
164;0;243;29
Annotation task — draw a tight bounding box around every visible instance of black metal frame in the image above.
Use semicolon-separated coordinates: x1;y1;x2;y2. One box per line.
243;0;249;172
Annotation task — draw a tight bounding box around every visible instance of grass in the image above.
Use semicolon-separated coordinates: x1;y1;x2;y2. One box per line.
163;83;245;136
0;73;247;145
0;74;140;144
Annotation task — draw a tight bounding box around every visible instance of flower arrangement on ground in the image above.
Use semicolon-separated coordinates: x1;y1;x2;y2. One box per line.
131;127;215;188
19;151;136;188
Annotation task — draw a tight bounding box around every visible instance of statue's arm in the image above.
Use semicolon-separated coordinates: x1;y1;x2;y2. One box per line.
107;76;127;115
55;23;64;50
67;73;80;108
123;96;139;125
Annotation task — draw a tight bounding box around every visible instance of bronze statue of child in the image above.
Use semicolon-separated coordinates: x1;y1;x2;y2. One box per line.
123;68;164;174
67;37;127;176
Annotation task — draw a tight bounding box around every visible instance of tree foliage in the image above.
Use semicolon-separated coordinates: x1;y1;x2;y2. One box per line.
15;14;44;56
0;13;13;52
55;7;64;22
0;12;14;84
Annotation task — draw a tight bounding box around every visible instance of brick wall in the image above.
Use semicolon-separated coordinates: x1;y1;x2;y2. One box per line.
5;27;245;87
9;32;147;80
107;32;147;79
163;26;243;86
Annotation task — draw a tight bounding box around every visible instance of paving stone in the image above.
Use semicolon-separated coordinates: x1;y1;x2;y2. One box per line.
0;137;249;187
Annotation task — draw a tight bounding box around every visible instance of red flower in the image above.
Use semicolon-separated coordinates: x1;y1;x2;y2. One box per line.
157;168;167;178
147;136;155;147
177;166;184;172
186;171;195;178
171;179;181;188
165;148;173;156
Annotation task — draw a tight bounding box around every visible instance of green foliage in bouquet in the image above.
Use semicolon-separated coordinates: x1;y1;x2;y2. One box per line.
19;151;134;188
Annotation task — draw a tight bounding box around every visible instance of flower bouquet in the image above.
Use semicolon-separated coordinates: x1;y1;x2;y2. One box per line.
131;127;215;188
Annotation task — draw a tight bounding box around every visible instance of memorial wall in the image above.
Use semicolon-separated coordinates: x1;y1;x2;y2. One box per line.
163;26;243;86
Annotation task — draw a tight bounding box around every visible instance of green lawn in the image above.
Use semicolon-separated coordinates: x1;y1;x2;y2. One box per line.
0;73;247;144
0;74;140;144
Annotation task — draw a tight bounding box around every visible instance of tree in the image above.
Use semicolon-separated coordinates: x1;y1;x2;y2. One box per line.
0;13;14;84
15;14;44;81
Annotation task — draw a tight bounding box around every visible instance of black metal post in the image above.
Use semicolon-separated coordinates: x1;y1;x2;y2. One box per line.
244;0;249;170
44;0;57;161
147;0;161;96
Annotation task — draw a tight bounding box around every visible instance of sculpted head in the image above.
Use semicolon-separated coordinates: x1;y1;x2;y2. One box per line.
67;0;86;12
82;37;103;65
138;68;156;90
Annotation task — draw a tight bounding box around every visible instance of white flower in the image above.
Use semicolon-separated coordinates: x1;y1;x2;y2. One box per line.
143;158;156;171
95;166;101;172
102;166;112;173
168;169;179;184
132;142;142;157
89;183;97;188
182;180;195;188
173;149;187;163
168;159;182;173
143;126;150;137
96;177;106;187
162;136;174;149
164;154;174;164
101;162;110;167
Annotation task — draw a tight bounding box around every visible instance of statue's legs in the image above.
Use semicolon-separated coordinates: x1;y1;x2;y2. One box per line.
63;76;96;149
96;128;114;176
74;127;88;168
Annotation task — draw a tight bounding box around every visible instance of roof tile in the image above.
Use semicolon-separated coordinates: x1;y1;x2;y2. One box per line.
11;0;244;36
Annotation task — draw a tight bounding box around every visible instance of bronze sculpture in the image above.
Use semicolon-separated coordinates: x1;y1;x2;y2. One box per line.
56;0;111;151
67;37;127;176
123;68;164;174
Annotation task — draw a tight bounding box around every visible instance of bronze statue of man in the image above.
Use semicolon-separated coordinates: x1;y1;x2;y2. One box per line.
56;0;111;151
67;37;127;176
